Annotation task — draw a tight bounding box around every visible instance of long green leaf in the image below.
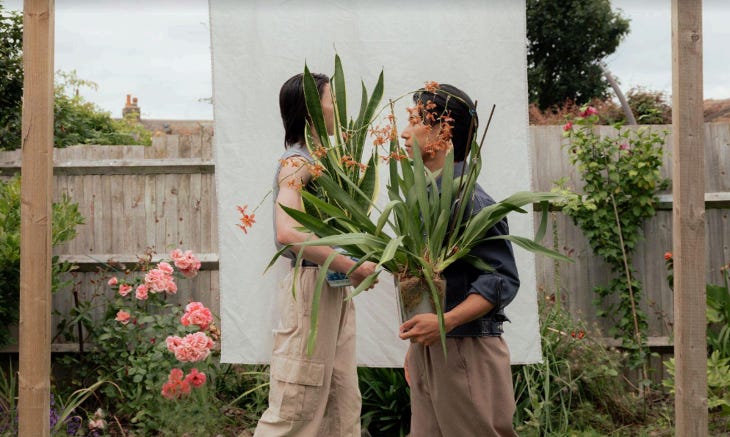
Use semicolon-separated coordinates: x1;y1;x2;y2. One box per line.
377;235;404;269
280;204;339;239
303;64;330;147
356;70;384;158
333;54;347;131
375;199;400;235
487;234;574;263
410;142;431;231
357;153;379;212
345;270;381;300
316;174;375;231
307;251;339;355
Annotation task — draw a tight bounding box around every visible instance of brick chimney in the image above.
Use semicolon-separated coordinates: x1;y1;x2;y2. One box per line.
122;94;141;120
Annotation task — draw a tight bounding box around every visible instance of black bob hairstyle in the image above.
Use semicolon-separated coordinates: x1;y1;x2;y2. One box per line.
279;72;330;148
413;83;478;162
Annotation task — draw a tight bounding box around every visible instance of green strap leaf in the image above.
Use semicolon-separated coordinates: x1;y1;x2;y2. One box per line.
487;234;574;263
333;54;347;132
303;64;330;147
307;251;339;355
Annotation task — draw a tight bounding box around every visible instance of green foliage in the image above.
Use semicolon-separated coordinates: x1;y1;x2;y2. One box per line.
0;3;22;152
626;88;672;125
555;108;668;372
663;351;730;415
219;364;270;427
0;362;17;435
707;267;730;358
0;5;152;152
358;367;410;437
54;71;151;148
0;176;84;347
527;0;630;110
513;296;642;436
299;55;383;227
666;256;730;359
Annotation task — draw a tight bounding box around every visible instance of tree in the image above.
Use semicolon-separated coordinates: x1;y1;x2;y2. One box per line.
0;1;150;151
527;0;630;110
0;2;23;150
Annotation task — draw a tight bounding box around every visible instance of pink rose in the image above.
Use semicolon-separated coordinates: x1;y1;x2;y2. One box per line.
135;284;149;300
184;368;207;388
171;249;201;278
169;367;184;382
144;267;177;294
181;302;213;331
581;106;598;117
166;335;183;353
161;368;191;399
158;262;174;275
118;284;133;297
115;310;131;325
168;332;215;362
563;121;573;132
107;277;118;287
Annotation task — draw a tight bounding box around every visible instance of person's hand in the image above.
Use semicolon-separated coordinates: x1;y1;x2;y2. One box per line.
399;313;443;346
349;261;379;290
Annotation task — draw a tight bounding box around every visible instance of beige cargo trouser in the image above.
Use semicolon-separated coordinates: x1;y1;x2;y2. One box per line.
254;267;361;437
406;336;519;437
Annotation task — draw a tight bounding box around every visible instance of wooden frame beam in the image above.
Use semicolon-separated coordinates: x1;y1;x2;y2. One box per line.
18;1;55;436
672;0;708;435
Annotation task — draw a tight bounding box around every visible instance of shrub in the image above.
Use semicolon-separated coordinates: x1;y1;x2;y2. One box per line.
55;249;229;435
513;293;642;435
359;367;410;437
0;175;83;347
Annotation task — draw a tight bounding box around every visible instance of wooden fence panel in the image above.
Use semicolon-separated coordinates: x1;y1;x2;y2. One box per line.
0;121;727;352
531;122;730;341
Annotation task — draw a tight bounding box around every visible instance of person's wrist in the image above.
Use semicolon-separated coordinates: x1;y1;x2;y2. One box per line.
444;311;457;332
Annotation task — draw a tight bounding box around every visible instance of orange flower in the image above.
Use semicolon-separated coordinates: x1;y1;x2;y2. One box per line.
236;204;256;234
309;163;324;179
313;145;327;158
287;178;303;190
340;155;358;168
664;252;672;261
424;81;440;93
370;124;396;147
381;151;408;163
407;103;424;126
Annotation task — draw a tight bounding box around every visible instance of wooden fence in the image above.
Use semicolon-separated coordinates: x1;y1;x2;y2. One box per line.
531;123;730;347
1;121;728;358
0;124;218;352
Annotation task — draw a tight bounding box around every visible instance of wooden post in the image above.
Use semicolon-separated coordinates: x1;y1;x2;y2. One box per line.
18;1;54;436
672;0;707;435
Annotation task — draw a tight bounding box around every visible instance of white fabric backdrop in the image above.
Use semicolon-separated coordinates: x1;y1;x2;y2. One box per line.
210;0;541;366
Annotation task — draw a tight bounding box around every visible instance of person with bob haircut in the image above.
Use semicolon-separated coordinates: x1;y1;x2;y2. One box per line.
398;83;520;437
253;72;377;437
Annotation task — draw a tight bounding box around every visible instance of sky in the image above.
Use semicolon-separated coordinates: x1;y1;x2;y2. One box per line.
4;0;730;120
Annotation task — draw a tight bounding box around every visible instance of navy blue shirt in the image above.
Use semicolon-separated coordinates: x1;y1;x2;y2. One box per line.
438;162;520;337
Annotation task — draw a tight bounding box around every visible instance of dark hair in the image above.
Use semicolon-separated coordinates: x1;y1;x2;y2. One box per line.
413;84;478;162
279;72;330;148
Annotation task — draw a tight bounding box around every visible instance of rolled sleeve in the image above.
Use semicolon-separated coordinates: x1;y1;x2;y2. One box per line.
466;220;520;311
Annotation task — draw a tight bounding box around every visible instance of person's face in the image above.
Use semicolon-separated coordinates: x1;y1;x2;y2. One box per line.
320;84;335;135
400;107;442;162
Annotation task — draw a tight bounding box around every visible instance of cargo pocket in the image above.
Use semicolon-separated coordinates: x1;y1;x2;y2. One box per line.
268;354;325;421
